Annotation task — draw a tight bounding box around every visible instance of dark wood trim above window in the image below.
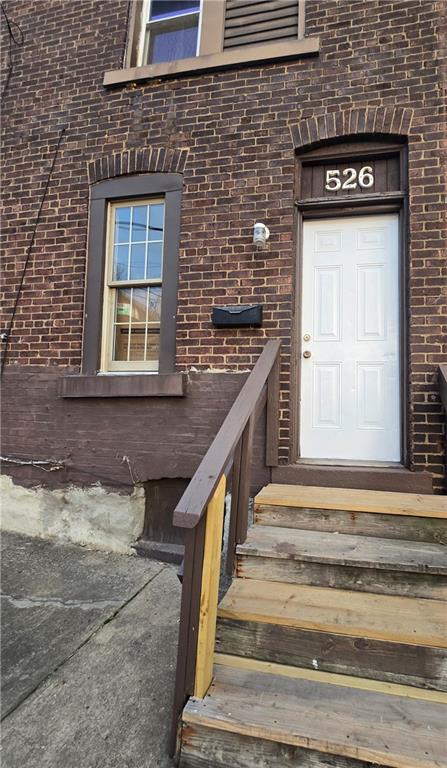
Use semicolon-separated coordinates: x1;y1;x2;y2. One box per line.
90;173;183;201
82;173;182;377
105;0;318;87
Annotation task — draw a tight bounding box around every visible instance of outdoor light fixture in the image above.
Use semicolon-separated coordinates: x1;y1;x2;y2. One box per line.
253;222;270;248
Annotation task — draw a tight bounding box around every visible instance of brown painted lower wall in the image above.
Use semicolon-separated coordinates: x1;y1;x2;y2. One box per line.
1;366;269;545
1;366;270;488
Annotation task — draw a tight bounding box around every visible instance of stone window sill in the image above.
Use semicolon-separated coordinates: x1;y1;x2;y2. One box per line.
103;37;320;88
60;373;186;398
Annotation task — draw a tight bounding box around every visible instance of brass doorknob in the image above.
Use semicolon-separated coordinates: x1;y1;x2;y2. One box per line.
303;350;311;359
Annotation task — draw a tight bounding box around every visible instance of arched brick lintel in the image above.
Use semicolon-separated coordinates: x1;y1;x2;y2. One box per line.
87;147;189;184
289;107;414;151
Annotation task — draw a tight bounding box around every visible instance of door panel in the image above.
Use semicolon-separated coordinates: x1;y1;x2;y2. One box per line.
314;267;341;340
357;264;385;340
357;363;385;430
300;214;400;463
313;363;341;429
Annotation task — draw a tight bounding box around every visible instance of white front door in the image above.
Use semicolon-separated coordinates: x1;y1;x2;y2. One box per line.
299;214;401;463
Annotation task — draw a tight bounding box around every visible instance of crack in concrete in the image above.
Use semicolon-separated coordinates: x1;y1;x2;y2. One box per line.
1;563;167;722
1;593;125;611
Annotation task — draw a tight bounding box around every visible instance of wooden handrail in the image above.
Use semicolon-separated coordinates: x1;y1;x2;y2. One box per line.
173;339;281;528
440;365;447;496
440;365;447;413
170;339;281;755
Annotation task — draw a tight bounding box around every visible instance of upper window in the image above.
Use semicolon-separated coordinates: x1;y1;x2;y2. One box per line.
139;0;201;66
102;199;164;372
105;0;318;87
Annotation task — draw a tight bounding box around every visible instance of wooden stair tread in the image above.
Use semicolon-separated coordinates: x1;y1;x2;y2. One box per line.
255;484;447;518
237;525;447;574
183;663;447;768
217;579;447;648
215;653;447;703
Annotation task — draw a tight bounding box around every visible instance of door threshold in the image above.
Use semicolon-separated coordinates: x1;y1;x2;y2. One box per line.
273;464;433;494
296;458;404;469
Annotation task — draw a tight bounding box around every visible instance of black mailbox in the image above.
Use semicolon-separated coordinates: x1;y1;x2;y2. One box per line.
212;304;263;328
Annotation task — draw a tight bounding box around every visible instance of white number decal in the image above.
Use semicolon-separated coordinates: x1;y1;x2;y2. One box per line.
358;166;374;188
342;168;357;189
325;166;375;192
325;170;341;191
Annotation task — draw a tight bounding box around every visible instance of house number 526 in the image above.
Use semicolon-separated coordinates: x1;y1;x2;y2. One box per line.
325;166;374;192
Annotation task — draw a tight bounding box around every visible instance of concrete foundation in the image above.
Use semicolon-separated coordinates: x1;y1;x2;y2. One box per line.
0;476;145;554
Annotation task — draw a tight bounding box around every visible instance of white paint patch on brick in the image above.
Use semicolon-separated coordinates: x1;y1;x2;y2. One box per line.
0;476;144;554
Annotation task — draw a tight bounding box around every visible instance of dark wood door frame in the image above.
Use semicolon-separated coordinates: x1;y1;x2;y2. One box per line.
290;142;409;467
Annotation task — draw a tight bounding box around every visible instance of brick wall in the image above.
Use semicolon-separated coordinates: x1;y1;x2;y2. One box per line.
1;0;445;488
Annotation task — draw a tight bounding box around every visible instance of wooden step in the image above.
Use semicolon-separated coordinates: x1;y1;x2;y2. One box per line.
214;653;447;704
216;579;447;690
181;663;447;768
255;485;447;544
255;485;447;517
236;526;447;599
218;579;447;646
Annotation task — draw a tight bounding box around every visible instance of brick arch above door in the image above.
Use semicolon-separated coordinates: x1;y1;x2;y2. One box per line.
87;147;189;184
289;107;414;151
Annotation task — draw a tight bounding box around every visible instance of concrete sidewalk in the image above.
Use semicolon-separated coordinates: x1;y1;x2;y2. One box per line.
1;531;181;767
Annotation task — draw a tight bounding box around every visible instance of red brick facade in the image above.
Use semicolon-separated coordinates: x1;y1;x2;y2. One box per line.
1;0;445;492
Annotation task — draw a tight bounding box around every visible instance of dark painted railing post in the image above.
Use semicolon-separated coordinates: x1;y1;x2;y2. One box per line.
226;438;242;576
440;365;447;494
170;517;205;755
266;350;280;467
235;413;255;544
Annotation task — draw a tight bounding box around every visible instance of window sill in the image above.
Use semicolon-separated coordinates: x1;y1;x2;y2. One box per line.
60;373;186;398
103;37;320;87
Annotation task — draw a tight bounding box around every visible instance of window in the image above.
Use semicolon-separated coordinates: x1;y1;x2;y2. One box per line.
139;0;201;66
104;1;319;87
102;199;164;372
82;174;182;377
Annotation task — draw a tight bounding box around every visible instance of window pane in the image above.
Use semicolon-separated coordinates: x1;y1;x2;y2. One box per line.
148;287;162;323
112;288;161;363
145;329;160;362
149;20;198;64
129;243;146;280
113;245;129;281
112;202;164;280
115;288;132;322
150;1;200;21
131;287;148;323
115;207;131;243
128;325;147;361
147;243;162;280
149;204;164;240
131;205;148;243
113;326;129;361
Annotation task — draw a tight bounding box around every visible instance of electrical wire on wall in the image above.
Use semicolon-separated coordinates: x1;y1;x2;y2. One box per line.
1;126;67;378
1;2;24;102
0;455;138;489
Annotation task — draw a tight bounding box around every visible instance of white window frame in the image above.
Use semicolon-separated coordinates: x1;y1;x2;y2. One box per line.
137;0;203;68
100;197;165;373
